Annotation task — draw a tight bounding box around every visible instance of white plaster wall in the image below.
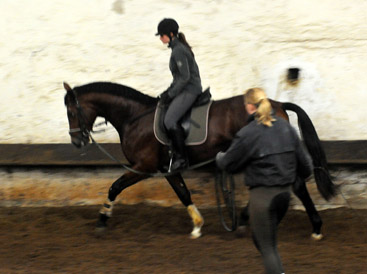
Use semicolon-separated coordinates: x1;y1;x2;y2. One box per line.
1;0;366;143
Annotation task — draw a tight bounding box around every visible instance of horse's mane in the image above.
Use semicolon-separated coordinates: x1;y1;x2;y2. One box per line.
73;82;158;105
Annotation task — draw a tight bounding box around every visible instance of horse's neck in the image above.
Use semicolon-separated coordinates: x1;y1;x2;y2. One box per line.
222;95;249;131
91;93;154;129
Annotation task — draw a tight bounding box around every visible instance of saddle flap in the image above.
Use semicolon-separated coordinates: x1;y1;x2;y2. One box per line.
154;100;213;146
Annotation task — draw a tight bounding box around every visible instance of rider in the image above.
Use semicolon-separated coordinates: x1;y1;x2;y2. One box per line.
216;88;313;274
156;18;203;172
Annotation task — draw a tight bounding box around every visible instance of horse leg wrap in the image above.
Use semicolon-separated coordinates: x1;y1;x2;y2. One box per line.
187;205;204;239
188;204;204;227
311;233;323;241
99;199;114;217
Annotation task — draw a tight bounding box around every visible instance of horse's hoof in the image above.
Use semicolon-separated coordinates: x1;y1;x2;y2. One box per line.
95;225;106;232
190;227;202;239
311;233;323;240
94;219;108;236
94;227;106;239
94;214;109;235
97;213;109;225
235;225;247;238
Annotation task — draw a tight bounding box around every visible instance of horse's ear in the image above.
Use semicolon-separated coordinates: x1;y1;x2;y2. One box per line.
63;82;72;93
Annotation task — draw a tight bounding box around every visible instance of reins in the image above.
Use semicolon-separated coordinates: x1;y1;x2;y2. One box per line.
90;133;215;177
215;170;238;231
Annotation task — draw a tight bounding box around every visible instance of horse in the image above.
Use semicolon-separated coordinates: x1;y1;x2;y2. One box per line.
63;81;336;239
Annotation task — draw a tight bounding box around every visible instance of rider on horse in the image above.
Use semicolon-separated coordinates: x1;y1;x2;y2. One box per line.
156;18;203;172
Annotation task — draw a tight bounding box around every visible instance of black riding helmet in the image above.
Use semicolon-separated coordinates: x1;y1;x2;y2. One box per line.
155;18;179;38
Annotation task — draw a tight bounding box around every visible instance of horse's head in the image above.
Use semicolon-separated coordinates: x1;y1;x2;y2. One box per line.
63;82;95;148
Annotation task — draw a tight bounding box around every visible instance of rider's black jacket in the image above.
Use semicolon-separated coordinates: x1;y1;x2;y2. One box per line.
216;114;313;188
165;38;202;98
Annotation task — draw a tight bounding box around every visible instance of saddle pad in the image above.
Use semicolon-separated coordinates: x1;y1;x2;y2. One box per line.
154;101;213;146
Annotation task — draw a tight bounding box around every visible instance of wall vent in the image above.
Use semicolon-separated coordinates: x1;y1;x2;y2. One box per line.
287;68;300;85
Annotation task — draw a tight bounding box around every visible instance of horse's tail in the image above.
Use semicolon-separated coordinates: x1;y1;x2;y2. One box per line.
282;102;336;200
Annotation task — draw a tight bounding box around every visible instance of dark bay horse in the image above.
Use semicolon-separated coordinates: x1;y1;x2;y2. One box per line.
63;81;336;239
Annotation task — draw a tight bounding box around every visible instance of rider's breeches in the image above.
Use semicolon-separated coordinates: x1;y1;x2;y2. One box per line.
249;185;291;274
164;92;198;131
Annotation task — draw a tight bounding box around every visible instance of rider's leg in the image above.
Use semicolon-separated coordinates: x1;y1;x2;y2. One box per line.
166;124;187;171
164;92;198;172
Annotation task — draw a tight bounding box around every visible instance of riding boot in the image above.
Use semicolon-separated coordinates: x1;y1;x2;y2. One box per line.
167;125;188;172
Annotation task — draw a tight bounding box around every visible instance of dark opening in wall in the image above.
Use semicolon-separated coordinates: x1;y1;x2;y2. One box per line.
287;68;300;85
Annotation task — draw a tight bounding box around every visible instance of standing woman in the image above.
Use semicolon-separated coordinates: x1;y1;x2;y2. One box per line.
216;88;313;274
156;18;203;172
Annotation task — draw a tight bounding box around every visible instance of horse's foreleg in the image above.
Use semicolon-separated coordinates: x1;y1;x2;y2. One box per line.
97;172;148;229
165;173;204;239
293;177;323;240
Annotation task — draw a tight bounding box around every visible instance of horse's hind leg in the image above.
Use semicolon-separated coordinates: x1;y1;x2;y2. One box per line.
97;172;148;229
232;203;250;237
293;177;323;240
165;173;204;239
239;204;249;226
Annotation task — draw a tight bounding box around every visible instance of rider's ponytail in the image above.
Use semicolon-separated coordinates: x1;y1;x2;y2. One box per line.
178;32;194;57
244;88;275;127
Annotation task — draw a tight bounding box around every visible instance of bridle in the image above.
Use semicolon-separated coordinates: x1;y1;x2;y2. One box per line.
68;89;92;143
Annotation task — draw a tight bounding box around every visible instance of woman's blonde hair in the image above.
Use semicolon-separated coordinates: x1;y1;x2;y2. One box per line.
244;88;275;127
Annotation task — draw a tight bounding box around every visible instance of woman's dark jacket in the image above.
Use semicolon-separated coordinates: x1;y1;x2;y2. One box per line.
216;115;313;188
165;38;202;98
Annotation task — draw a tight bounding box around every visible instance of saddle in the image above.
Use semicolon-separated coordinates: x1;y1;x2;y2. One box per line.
154;88;213;146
